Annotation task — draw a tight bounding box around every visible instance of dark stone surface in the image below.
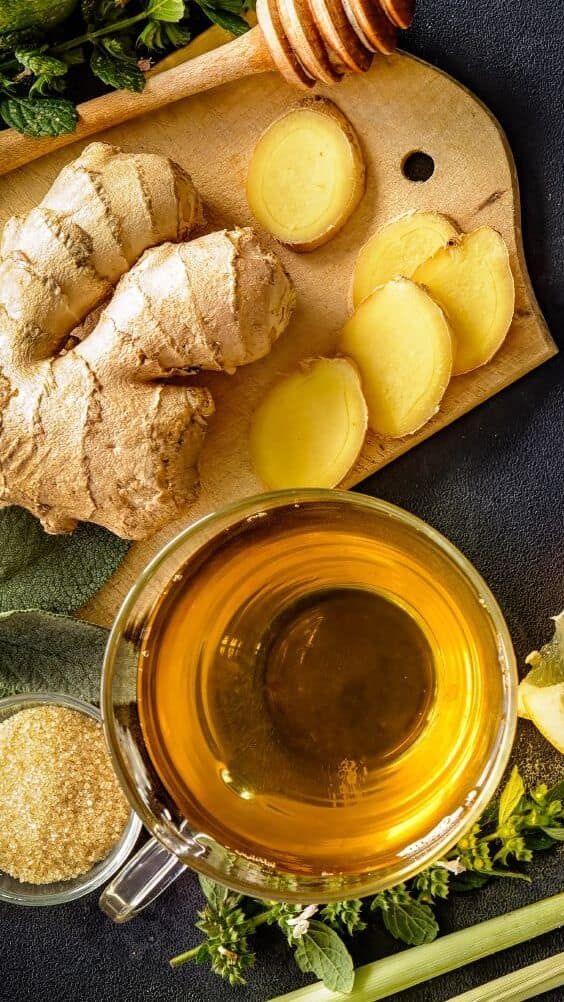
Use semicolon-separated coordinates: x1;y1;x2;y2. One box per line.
2;1;563;999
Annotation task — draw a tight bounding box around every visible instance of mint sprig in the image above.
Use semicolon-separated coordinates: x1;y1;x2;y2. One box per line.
0;0;252;136
170;767;564;992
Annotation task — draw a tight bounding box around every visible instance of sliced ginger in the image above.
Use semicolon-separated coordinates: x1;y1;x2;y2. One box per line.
246;98;365;251
250;357;367;489
340;278;453;438
352;210;458;307
413;226;515;375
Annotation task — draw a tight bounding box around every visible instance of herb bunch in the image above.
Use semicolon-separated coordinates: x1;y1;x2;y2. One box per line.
170;768;564;994
0;0;252;137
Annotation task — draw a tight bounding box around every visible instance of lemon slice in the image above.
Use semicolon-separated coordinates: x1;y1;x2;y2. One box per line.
517;680;530;719
521;681;564;754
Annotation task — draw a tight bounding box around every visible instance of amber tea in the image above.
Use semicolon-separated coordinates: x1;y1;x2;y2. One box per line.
138;499;509;877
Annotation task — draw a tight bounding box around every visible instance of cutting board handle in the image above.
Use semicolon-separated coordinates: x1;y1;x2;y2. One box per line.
0;27;273;177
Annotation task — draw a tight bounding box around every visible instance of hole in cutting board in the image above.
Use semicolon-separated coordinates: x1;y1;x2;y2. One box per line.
402;151;435;182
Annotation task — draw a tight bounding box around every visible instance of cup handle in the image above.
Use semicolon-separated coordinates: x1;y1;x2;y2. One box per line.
99;836;187;923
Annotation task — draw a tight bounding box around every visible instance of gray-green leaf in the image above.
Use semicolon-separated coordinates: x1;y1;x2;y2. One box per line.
0;609;108;704
0;506;129;614
525;611;564;687
294;920;354;993
498;765;525;825
90;49;145;91
0;95;77;136
146;0;185;22
380;899;439;946
541;827;564;841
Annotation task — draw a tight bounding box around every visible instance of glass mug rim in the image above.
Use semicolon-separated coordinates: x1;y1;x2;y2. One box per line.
102;489;517;902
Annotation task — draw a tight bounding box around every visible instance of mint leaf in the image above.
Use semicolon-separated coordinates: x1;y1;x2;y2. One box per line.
91;49;145;91
138;19;190;50
146;0;185;21
498;765;525;825
294;921;354;994
15;50;68;78
100;36;138;64
541;827;564;841
0;610;108;704
526;612;564;686
0;507;129;614
198;875;239;910
0;96;77;136
372;889;439;946
200;6;249;35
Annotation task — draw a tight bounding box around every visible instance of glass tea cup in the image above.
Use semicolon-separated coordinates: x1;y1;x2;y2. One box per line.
100;490;516;921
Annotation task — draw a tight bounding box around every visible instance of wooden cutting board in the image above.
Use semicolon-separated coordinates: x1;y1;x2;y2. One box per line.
0;52;555;628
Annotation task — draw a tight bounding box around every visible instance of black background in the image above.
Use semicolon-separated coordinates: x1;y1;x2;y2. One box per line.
2;1;564;1000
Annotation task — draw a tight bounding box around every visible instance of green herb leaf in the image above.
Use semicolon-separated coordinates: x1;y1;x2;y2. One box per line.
15;50;68;78
200;5;249;35
320;900;366;936
199;875;238;910
91;48;145;90
0;95;77;135
547;780;564;803
146;0;185;22
498;765;526;825
100;36;138;63
0;609;108;704
0;27;43;53
137;19;190;50
294;920;354;993
525;612;564;686
383;897;438;946
541;827;564;841
0;507;129;614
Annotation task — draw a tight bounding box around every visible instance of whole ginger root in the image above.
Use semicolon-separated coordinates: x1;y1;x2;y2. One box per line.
0;143;295;539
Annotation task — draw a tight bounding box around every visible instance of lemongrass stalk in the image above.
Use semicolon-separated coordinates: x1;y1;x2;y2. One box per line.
446;952;564;1002
269;892;564;1002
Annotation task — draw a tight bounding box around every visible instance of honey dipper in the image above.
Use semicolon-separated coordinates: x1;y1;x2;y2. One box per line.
0;0;414;176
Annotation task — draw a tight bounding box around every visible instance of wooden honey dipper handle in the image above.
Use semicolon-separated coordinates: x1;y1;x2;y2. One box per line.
0;27;273;177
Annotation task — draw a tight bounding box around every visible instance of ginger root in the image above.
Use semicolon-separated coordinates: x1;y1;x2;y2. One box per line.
340;278;453;437
246;98;365;251
352;210;458;307
413;226;515;375
250;357;367;489
0;143;295;539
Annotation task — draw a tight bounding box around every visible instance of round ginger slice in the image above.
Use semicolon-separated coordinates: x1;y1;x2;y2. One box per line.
250;356;368;489
246;99;365;251
340;278;453;438
352;210;459;307
413;226;515;375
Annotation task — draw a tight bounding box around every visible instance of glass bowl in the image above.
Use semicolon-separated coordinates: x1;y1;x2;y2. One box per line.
0;691;142;907
102;489;517;905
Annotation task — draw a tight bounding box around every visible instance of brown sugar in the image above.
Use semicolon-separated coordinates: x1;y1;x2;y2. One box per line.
0;705;130;885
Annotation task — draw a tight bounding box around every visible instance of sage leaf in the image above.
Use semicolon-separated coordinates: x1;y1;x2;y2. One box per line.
0;609;108;704
294;920;354;993
498;765;525;825
146;0;185;21
0;506;129;614
381;899;439;946
525;612;564;687
0;95;77;136
90;49;145;91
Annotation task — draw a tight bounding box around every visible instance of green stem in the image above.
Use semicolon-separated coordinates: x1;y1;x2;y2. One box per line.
169;905;277;969
0;11;150;74
445;952;564;1002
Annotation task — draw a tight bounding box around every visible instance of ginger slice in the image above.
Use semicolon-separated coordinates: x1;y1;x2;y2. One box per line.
250;356;368;489
352;210;458;307
413;226;515;375
340;278;453;438
246;98;365;251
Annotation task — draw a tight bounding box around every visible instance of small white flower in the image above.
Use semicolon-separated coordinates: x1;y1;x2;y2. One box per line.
435;857;466;875
287;904;318;939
